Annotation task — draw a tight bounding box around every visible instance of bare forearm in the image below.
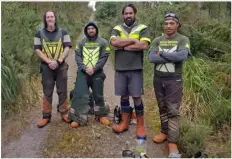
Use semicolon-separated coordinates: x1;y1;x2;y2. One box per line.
35;49;51;64
61;47;70;60
124;41;148;51
111;37;135;48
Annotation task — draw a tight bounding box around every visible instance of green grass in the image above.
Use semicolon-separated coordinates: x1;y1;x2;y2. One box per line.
1;2;92;118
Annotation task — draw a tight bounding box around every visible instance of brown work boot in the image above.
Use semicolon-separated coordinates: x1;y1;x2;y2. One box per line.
168;143;180;157
99;117;111;126
37;118;50;128
61;114;71;123
153;133;168;143
136;115;146;138
70;121;79;128
112;113;130;133
131;111;136;119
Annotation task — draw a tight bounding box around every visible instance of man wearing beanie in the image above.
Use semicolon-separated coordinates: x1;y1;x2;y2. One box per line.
68;21;111;128
149;13;191;157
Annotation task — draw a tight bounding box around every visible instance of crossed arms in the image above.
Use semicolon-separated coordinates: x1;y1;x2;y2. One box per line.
110;36;149;51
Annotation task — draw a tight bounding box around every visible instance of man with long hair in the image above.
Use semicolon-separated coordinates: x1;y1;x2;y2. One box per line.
34;11;72;128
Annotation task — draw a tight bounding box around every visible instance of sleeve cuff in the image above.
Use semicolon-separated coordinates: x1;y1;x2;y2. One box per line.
109;35;117;45
140;37;151;43
93;67;99;72
63;42;72;48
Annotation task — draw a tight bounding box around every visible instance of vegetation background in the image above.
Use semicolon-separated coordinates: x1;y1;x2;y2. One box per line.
1;1;231;157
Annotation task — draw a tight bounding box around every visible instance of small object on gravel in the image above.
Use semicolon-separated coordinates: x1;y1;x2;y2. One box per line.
131;119;137;124
193;151;208;158
71;137;75;143
95;132;101;139
122;150;134;158
107;112;115;119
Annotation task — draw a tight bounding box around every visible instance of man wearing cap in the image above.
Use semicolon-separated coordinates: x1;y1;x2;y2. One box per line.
68;21;111;128
149;13;191;157
110;4;151;138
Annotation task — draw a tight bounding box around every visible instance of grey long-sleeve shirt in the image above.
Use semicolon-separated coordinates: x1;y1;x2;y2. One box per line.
149;50;189;64
148;33;191;76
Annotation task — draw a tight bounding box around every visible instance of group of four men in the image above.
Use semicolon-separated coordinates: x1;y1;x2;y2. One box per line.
34;4;191;158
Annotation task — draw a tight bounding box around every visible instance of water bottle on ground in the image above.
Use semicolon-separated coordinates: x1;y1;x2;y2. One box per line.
134;136;146;158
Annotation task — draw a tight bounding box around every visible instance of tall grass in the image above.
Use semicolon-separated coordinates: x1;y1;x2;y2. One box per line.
182;57;230;129
1;2;92;117
94;2;231;157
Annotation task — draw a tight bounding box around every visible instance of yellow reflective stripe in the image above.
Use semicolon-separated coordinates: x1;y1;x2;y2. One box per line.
83;47;90;58
42;40;53;59
109;35;117;44
130;24;148;40
136;24;147;32
185;43;190;49
140;37;151;43
113;26;122;31
114;25;128;39
76;44;79;49
106;46;111;51
83;46;100;67
90;47;100;67
130;24;147;34
92;48;100;66
129;34;139;39
113;24;148;42
54;39;62;60
83;47;90;66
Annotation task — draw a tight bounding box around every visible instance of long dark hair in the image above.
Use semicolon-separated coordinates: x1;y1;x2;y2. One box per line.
43;11;59;29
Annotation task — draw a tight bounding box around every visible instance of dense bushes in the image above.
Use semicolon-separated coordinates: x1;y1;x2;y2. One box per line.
2;3;41;110
95;2;231;157
1;2;92;117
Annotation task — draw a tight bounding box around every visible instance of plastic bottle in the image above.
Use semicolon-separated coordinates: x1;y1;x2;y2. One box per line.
134;136;146;158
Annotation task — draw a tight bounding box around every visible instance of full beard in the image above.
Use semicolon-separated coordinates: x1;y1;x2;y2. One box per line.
124;19;135;27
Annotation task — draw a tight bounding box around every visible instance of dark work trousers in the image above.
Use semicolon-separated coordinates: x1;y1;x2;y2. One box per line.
40;62;69;119
154;75;183;143
68;70;107;126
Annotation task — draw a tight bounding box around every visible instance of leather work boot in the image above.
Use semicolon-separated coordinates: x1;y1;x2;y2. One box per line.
61;114;71;123
131;111;136;120
37;118;50;128
136;115;146;138
99;117;111;126
71;121;79;128
153;133;168;143
112;113;130;133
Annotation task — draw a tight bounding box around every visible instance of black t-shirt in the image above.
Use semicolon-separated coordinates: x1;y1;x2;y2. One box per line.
110;23;150;71
34;28;72;51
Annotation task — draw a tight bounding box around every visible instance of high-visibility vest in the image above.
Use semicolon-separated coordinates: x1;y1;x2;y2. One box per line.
112;24;150;42
82;42;100;67
40;28;63;60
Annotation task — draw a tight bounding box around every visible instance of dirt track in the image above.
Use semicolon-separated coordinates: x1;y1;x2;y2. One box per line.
2;20;168;157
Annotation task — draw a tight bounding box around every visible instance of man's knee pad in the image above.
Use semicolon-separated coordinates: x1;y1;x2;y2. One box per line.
120;97;131;114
